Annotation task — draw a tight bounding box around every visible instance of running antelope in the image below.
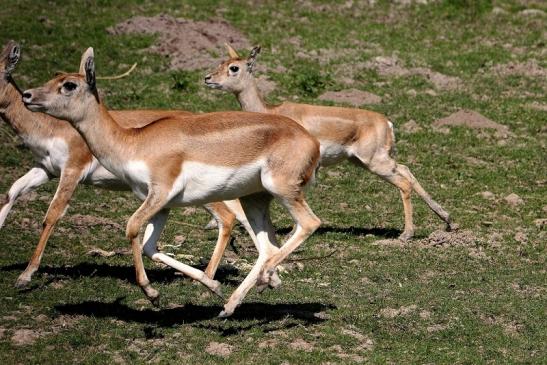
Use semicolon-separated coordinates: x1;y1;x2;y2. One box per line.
0;41;238;289
22;48;321;317
205;45;457;240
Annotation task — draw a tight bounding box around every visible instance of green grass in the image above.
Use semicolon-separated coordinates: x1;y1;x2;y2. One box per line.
0;0;545;363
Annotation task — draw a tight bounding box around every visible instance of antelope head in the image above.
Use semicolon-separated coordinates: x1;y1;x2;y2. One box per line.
0;40;21;105
22;47;99;123
204;44;261;93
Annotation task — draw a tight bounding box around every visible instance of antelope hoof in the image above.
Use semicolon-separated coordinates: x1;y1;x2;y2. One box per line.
218;303;236;318
446;222;459;232
269;271;282;289
204;218;218;230
209;280;223;299
142;284;160;307
256;282;269;293
14;276;31;289
398;230;414;242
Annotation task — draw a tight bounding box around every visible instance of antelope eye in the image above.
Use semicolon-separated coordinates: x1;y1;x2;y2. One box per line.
63;82;77;91
229;65;239;73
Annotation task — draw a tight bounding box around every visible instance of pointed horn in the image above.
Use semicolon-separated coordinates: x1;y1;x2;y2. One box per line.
224;43;240;58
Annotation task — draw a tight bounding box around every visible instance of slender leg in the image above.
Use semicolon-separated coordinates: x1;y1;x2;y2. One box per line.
0;167;50;229
220;193;280;317
141;208;222;296
395;164;455;231
15;168;81;288
259;195;320;285
203;202;236;279
125;189;170;305
364;152;454;240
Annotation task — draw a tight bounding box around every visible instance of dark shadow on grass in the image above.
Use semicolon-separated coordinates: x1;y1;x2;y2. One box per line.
276;225;401;238
0;261;240;286
54;297;335;335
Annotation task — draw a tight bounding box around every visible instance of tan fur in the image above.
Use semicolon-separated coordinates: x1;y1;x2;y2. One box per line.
22;48;321;317
0;42;234;288
205;47;456;240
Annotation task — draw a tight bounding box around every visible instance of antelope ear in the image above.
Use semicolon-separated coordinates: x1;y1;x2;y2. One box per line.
224;43;240;59
79;47;94;75
3;40;21;74
247;45;261;73
82;48;96;90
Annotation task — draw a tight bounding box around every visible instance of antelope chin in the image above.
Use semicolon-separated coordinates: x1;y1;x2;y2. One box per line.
23;102;46;112
205;82;222;89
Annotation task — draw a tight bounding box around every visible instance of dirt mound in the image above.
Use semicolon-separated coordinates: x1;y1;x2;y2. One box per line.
433;109;510;136
107;14;250;70
374;229;478;248
205;342;233;357
490;59;547;78
319;88;382;106
400;119;423;133
365;55;462;90
11;329;43;346
421;229;477;247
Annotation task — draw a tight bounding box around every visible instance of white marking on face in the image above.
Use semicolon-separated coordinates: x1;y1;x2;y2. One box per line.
167;160;264;206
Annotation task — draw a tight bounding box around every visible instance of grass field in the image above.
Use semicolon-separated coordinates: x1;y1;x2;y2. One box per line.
0;0;545;363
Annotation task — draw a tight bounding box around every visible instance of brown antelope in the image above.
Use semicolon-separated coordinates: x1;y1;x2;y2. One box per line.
205;45;457;240
0;41;240;289
22;47;321;317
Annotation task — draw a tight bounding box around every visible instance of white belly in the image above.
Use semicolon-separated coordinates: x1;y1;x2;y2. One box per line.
82;159;129;190
166;160;263;207
319;140;348;166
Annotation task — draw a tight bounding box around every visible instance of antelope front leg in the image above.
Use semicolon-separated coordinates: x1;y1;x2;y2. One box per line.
259;197;320;286
125;190;170;306
141;209;223;297
0;167;50;229
16;168;80;288
219;194;279;317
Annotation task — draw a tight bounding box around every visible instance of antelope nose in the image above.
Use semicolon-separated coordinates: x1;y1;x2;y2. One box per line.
22;91;33;102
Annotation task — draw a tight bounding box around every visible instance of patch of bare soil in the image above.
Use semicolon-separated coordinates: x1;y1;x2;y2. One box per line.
433;109;510;137
258;339;279;349
480;314;524;336
319;89;382;106
525;102;547;112
420;229;477;248
491;59;547;78
289;338;314;352
374;229;477;248
11;329;43;346
205;341;233;357
107;14;250;70
400;119;423;133
365;55;462;90
68;214;123;231
379;304;417;318
341;327;374;351
504;193;524;207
